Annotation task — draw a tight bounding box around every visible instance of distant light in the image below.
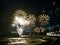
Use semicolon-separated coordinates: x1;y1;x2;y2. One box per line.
59;30;60;32
52;2;56;5
12;24;15;27
11;31;17;33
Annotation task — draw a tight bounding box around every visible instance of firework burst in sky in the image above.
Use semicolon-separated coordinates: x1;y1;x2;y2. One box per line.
27;14;36;27
12;10;36;36
38;14;50;26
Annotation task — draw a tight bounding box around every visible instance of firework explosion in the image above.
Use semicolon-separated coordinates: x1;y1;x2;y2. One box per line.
33;27;40;33
39;27;46;32
38;14;50;26
28;14;36;27
12;10;36;36
33;27;46;33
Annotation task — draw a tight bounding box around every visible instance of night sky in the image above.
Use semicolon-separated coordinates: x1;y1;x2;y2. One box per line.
0;0;60;37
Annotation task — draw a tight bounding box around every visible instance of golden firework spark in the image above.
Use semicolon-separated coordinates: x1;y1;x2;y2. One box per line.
38;14;50;26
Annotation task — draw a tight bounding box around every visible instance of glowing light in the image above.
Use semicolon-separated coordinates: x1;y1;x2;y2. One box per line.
52;2;56;5
13;16;30;26
17;26;24;36
13;16;30;36
12;24;15;27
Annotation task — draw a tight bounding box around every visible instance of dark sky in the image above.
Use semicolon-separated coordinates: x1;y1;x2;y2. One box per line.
0;0;60;37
